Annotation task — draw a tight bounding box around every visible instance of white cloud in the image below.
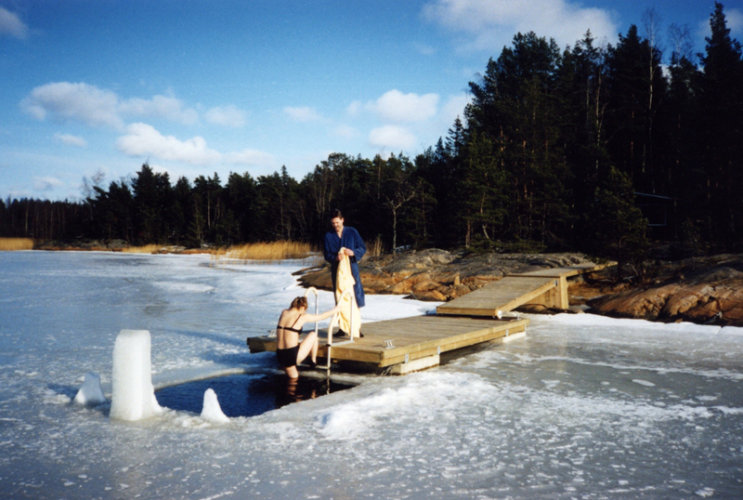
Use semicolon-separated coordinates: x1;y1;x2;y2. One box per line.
120;94;198;125
224;148;274;166
205;105;246;127
0;7;28;39
33;176;63;192
116;122;272;167
21;81;227;129
422;0;618;51
54;133;87;147
22;82;123;128
697;7;743;43
116;123;221;165
441;93;470;125
370;90;439;123
727;9;743;36
369;125;417;150
284;106;322;122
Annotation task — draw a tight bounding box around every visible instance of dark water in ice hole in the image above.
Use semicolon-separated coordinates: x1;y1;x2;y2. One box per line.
155;373;354;417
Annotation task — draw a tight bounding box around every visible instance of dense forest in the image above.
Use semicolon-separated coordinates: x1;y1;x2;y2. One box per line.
2;3;742;267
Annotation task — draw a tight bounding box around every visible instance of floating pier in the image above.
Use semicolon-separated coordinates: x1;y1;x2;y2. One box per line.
248;263;610;374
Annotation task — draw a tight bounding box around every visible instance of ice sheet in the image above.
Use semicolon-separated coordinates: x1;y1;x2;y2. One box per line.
1;251;742;499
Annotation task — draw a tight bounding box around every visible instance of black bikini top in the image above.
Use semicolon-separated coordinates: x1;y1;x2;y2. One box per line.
277;315;303;334
277;325;303;334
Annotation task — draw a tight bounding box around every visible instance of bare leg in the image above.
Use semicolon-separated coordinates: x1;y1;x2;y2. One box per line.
285;377;299;401
311;333;318;363
284;365;299;379
296;330;318;365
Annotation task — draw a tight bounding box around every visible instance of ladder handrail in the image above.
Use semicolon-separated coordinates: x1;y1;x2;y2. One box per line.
303;287;320;337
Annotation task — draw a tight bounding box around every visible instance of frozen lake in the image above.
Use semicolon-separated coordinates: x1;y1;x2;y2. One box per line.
1;251;742;499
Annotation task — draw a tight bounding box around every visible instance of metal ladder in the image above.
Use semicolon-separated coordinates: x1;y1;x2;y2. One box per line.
304;287;355;378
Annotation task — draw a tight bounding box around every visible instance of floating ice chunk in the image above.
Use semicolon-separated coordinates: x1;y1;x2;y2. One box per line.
201;388;229;423
110;329;163;421
73;372;106;406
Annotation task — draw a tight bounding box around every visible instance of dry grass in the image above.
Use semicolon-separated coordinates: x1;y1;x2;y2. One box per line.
0;237;34;251
367;235;384;258
223;241;314;260
121;244;161;254
4;238;318;259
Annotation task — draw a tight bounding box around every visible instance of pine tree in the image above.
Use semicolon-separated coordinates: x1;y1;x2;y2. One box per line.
131;164;173;244
586;166;649;277
557;32;610;246
697;2;743;248
657;40;701;245
225;172;258;242
457;131;508;248
466;32;568;247
604;25;666;195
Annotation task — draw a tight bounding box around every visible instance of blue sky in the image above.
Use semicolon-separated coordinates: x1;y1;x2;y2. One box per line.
2;0;741;201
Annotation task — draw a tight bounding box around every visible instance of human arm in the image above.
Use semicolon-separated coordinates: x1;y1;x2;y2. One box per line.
301;303;342;324
342;227;366;261
323;232;339;264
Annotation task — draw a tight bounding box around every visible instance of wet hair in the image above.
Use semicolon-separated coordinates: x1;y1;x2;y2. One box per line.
330;209;343;220
290;296;308;309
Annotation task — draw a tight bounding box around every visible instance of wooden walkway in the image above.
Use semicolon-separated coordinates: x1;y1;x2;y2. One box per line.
248;315;527;374
436;264;608;317
248;262;610;374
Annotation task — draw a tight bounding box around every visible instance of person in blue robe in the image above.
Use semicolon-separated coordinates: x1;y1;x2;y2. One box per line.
323;209;366;308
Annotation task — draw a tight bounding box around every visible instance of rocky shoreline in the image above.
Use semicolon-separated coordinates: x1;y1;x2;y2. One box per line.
296;249;743;327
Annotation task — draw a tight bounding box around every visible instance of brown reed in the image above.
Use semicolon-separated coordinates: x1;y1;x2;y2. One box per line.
0;237;34;251
223;241;314;260
121;244;161;254
367;234;384;258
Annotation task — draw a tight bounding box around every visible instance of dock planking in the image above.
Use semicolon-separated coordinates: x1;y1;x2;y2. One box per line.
436;264;611;317
436;275;558;317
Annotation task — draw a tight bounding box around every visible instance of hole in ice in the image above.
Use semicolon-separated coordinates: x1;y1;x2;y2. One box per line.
155;373;353;417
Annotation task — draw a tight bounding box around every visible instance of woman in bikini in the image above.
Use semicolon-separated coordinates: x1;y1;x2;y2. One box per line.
276;296;341;379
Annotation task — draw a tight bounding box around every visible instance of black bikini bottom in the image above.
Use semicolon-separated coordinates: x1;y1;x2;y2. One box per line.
276;345;299;368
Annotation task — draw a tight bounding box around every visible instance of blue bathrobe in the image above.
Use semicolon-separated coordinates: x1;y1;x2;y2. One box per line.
323;226;366;307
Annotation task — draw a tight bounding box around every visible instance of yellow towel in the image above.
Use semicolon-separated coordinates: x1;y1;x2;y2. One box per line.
335;254;361;338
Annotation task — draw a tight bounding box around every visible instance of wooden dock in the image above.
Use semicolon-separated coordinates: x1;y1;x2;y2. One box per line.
248;315;527;374
248;262;610;374
436;264;607;317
